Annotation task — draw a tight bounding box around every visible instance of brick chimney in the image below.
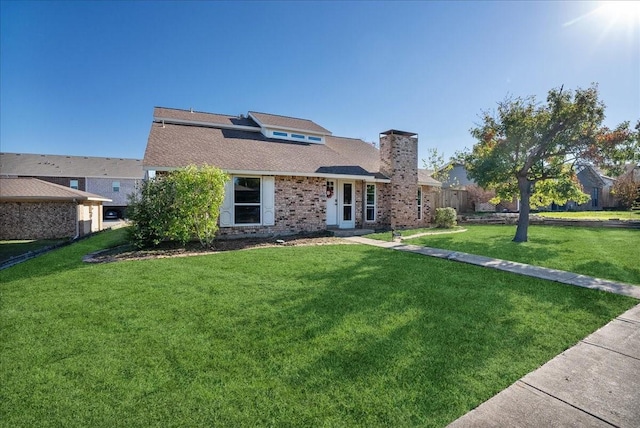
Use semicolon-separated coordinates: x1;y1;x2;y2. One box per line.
379;129;419;229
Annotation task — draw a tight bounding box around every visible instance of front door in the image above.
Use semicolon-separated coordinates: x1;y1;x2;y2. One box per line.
326;180;337;226
338;181;355;229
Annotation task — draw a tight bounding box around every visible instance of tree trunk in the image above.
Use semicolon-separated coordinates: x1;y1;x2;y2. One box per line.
513;177;532;242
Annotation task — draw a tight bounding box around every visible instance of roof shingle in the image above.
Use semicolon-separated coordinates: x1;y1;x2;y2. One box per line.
0;153;143;179
0;177;111;201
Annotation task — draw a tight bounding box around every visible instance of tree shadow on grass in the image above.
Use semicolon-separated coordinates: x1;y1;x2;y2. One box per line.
257;245;629;426
573;260;640;286
407;234;567;266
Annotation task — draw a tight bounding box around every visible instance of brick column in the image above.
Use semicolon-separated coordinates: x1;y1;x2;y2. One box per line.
379;130;418;229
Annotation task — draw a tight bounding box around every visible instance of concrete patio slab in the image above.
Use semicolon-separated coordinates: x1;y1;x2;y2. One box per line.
619;304;640;323
521;341;640;428
447;380;612;428
582;318;640;358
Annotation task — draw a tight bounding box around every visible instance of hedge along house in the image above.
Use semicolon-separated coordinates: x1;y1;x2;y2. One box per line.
0;177;111;240
143;107;441;238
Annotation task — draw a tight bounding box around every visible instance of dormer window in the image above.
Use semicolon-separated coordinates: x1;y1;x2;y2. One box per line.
273;131;288;137
291;134;305;139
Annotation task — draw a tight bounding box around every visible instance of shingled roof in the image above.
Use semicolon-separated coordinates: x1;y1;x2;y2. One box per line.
0;177;111;202
248;111;331;135
0;153;143;179
144;108;387;180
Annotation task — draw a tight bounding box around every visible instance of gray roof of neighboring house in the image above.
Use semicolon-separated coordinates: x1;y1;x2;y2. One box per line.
144;110;387;179
0;152;144;179
418;169;442;187
0;177;111;202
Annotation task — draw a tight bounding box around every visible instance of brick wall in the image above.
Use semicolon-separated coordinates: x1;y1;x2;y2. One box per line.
217;176;326;238
379;132;420;229
0;201;76;239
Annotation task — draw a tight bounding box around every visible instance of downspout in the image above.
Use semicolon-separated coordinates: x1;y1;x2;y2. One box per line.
73;198;80;240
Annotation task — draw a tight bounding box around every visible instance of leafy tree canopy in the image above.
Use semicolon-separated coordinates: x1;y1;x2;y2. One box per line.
464;84;636;242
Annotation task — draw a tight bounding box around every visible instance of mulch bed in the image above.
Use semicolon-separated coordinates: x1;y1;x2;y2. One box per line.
84;234;353;263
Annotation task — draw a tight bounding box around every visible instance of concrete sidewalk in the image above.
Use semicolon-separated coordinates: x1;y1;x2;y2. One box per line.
343;236;640;427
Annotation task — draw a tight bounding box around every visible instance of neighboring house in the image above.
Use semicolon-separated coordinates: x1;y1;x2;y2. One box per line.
0;177;111;240
0;152;144;219
557;164;616;211
438;162;476;189
144;107;441;237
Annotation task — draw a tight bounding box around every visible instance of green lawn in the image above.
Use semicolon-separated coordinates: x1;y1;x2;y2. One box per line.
0;239;68;263
398;225;640;285
535;210;640;220
1;229;636;427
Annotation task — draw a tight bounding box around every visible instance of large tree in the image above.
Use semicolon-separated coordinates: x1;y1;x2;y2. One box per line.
464;84;635;242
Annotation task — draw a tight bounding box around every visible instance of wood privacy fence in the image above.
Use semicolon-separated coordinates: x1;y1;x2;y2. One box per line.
429;189;472;214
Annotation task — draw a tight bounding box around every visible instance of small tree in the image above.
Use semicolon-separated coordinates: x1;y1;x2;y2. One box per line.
612;172;639;209
128;165;228;248
464;84;634;242
466;184;496;211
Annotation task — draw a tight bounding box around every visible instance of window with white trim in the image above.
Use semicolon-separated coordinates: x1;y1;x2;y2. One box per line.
417;187;422;220
112;181;120;192
366;184;376;222
234;177;261;224
70;180;78;190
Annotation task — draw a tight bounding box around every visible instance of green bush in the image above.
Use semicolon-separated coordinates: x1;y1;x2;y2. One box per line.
128;165;228;248
435;207;457;228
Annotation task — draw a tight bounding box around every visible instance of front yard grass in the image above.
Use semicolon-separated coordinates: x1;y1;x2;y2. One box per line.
400;225;640;285
0;238;68;263
535;210;640;220
1;229;637;427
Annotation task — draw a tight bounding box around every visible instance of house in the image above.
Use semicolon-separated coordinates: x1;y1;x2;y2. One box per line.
143;107;441;237
0;177;111;240
554;164;616;211
0;152;144;219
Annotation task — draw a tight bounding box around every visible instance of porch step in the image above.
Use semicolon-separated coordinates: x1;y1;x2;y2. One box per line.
328;228;375;237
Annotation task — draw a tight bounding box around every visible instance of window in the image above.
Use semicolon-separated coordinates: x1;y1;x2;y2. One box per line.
112;181;120;192
273;131;288;137
234;177;261;224
308;136;322;142
70;180;78;190
365;184;376;222
417;187;422;220
291;133;305;139
591;187;599;207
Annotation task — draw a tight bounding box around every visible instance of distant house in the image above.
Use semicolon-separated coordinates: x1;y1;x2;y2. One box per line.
0;177;111;240
554;165;616;211
143;107;441;237
0;153;144;219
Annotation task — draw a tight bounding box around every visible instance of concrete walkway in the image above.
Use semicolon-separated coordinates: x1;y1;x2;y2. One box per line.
344;236;640;299
344;236;640;427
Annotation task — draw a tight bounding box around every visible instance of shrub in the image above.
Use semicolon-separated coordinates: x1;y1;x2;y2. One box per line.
435;207;457;228
128;165;228;248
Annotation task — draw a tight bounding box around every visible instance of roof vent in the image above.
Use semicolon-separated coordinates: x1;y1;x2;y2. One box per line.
239;114;245;119
190;107;194;113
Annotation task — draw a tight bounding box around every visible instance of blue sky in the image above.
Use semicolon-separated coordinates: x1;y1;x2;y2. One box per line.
1;1;638;164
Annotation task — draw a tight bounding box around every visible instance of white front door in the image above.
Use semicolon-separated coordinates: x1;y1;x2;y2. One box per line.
338;181;355;229
326;180;337;226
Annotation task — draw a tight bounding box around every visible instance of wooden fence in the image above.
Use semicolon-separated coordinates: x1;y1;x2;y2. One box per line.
429;189;472;214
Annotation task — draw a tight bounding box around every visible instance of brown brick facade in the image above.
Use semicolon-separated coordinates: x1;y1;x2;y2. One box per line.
0;200;104;240
0;201;76;239
217;176;327;238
